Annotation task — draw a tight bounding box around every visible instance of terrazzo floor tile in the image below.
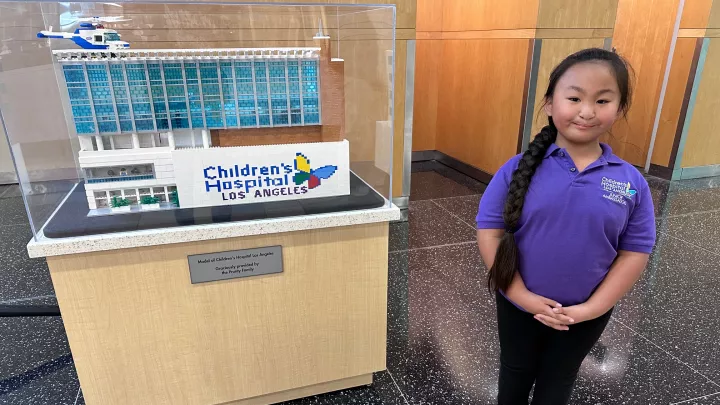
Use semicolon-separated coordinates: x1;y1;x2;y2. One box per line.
670;392;720;404
410;170;485;201
0;224;56;303
389;221;409;253
407;201;476;249
387;252;410;356
0;184;18;199
661;211;720;254
659;187;720;217
569;320;718;404
432;195;482;227
0;356;80;405
612;234;720;383
410;160;439;173
387;243;499;405
276;371;406;404
0;197;31;227
0;316;79;405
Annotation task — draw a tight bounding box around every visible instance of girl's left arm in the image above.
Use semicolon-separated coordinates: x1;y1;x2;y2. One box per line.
564;176;656;323
568;251;649;321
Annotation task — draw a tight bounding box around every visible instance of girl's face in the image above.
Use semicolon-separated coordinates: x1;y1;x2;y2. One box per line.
544;61;622;144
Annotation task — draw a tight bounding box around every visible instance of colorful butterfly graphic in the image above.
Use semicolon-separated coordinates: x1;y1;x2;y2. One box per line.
293;153;338;189
625;182;637;197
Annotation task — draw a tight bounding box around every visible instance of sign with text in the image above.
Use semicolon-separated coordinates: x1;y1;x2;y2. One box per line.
188;246;283;284
172;140;350;208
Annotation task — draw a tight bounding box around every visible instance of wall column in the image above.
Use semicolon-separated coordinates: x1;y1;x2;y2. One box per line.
201;129;210;149
131;133;140;149
167;131;176;149
87;136;102;151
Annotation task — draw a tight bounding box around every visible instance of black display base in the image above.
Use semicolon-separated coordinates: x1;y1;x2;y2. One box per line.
43;172;386;238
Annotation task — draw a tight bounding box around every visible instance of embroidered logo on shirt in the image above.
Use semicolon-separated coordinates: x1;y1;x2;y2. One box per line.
601;177;636;205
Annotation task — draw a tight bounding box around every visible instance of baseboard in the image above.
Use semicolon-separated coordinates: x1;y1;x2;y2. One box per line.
648;164;673;180
411;150;438;162
411;150;494;184
435;152;494;184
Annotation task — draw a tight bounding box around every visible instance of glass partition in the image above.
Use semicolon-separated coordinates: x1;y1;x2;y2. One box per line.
0;1;396;240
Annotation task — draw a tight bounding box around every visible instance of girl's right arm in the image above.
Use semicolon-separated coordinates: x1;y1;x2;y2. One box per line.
477;229;574;330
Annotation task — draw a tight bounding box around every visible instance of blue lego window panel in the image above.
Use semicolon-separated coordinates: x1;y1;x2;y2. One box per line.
61;58;321;136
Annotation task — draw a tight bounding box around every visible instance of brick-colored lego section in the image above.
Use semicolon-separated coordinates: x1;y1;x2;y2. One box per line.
212;126;323;147
316;36;345;143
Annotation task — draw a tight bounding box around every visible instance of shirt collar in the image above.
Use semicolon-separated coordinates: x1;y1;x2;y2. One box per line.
543;142;623;165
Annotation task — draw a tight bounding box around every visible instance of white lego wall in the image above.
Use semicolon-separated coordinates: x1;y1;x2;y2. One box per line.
79;147;177;208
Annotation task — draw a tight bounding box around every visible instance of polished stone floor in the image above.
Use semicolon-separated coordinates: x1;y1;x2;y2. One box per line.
2;164;720;404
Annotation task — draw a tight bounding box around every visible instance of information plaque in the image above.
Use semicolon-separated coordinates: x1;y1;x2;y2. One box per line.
188;246;283;284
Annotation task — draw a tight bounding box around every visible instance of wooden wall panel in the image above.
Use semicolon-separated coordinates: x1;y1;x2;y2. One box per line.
416;0;444;32
441;0;539;31
681;39;720;167
680;0;714;28
435;39;530;174
412;40;441;151
610;0;681;165
530;38;606;137
537;0;619;29
651;38;697;166
709;0;720;28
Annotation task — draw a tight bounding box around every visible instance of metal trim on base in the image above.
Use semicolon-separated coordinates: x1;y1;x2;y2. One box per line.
675;164;720;180
392;196;409;210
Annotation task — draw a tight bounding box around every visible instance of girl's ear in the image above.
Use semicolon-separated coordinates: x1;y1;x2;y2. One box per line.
543;99;553;117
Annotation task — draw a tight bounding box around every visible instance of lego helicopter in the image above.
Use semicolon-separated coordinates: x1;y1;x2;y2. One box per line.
37;16;130;50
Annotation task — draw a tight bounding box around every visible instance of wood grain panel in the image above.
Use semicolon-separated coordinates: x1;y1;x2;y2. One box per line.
651;38;697;166
530;38;606;137
537;0;619;29
681;38;720;167
535;28;614;38
610;0;681;165
47;223;389;405
412;40;441;151
436;39;530;174
680;0;713;28
417;29;536;39
441;0;540;31
709;0;720;28
416;0;444;32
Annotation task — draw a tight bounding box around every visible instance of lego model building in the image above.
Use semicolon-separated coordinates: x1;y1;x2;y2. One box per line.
44;19;347;214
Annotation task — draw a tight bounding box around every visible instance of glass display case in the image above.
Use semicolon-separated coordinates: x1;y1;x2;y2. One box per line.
0;1;396;240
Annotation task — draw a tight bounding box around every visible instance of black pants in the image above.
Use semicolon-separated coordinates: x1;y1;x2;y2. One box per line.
496;292;612;405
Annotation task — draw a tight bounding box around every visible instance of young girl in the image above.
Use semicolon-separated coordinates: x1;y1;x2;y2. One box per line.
476;48;656;405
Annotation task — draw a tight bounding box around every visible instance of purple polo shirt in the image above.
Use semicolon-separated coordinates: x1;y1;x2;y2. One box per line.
476;143;656;306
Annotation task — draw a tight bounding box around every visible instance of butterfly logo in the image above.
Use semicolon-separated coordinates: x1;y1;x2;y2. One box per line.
293;153;338;189
625;182;637;197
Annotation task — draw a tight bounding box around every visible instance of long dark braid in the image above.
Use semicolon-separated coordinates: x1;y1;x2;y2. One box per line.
487;121;557;292
487;48;633;292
